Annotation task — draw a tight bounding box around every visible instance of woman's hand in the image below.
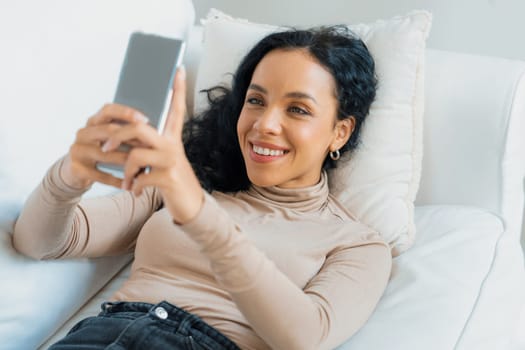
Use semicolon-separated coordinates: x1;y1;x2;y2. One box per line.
61;104;150;190
100;67;205;224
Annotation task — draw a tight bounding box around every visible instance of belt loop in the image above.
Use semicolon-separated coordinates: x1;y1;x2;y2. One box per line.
101;301;116;311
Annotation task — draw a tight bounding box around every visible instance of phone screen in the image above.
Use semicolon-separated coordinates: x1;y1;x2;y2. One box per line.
113;32;186;134
97;32;186;178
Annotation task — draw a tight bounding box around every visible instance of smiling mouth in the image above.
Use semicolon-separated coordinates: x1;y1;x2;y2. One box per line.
248;143;290;162
252;144;288;156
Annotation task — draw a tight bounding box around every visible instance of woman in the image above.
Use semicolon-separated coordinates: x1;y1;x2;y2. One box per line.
13;26;391;350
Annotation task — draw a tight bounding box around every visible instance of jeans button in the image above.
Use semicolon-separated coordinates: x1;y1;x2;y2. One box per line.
154;306;168;319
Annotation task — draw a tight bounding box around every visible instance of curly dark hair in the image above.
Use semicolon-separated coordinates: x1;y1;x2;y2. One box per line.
183;25;377;193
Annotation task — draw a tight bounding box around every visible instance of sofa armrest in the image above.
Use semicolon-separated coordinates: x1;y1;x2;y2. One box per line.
416;48;525;244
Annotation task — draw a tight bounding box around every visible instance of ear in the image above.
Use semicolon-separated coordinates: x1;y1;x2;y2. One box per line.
330;116;355;152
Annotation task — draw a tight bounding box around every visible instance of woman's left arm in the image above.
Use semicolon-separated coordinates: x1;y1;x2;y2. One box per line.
182;194;392;350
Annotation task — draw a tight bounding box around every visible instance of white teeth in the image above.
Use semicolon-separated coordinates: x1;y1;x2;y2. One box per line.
253;145;285;156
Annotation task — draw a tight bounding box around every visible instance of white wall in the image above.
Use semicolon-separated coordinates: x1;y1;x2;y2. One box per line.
193;0;525;61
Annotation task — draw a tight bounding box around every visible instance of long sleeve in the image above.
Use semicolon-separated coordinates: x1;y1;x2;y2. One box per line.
12;157;162;259
181;192;392;350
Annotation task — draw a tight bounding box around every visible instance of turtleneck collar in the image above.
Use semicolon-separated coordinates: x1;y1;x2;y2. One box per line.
247;171;329;213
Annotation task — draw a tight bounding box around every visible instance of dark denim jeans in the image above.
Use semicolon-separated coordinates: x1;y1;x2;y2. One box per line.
48;300;240;350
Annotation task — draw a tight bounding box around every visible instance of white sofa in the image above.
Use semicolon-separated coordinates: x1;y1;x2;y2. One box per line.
1;4;525;350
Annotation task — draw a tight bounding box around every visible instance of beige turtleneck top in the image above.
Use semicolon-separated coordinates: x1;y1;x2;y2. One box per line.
13;158;392;350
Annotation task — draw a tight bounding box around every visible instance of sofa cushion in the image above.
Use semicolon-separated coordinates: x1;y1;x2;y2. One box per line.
38;264;134;349
193;9;432;255
338;205;504;349
0;226;132;350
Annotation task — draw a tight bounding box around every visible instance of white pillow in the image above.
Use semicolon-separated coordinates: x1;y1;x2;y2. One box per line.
194;9;432;255
0;1;194;348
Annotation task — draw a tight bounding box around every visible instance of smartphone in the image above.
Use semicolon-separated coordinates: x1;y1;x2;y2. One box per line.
97;31;186;178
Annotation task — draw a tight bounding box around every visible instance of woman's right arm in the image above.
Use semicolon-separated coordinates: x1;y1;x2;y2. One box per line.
12;157;162;260
13;104;162;260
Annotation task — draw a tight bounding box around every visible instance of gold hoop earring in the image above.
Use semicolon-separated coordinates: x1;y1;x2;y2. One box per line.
330;149;340;161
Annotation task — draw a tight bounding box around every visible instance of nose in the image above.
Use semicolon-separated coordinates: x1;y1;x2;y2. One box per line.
253;107;282;135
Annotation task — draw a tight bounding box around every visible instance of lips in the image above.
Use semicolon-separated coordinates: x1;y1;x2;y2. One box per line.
248;141;289;163
252;144;285;156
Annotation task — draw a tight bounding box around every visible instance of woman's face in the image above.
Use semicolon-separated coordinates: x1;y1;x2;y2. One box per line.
237;48;353;188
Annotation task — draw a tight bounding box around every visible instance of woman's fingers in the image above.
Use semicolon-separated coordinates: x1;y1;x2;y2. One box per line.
86;103;149;127
120;146;175;190
70;143;129;166
64;104;151;190
164;67;187;139
101;122;161;153
78;165;123;189
66;146;126;189
75;123;122;145
128;170;166;197
129;157;205;224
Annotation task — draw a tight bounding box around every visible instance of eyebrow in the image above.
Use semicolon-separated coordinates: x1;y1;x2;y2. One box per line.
248;83;318;105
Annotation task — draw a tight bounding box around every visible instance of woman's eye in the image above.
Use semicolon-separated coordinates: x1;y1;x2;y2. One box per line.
246;97;263;106
289;106;309;115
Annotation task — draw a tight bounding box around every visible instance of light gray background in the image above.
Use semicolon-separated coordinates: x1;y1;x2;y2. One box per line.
193;0;524;61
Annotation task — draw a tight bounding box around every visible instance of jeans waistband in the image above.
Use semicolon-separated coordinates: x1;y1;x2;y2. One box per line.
100;300;239;349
